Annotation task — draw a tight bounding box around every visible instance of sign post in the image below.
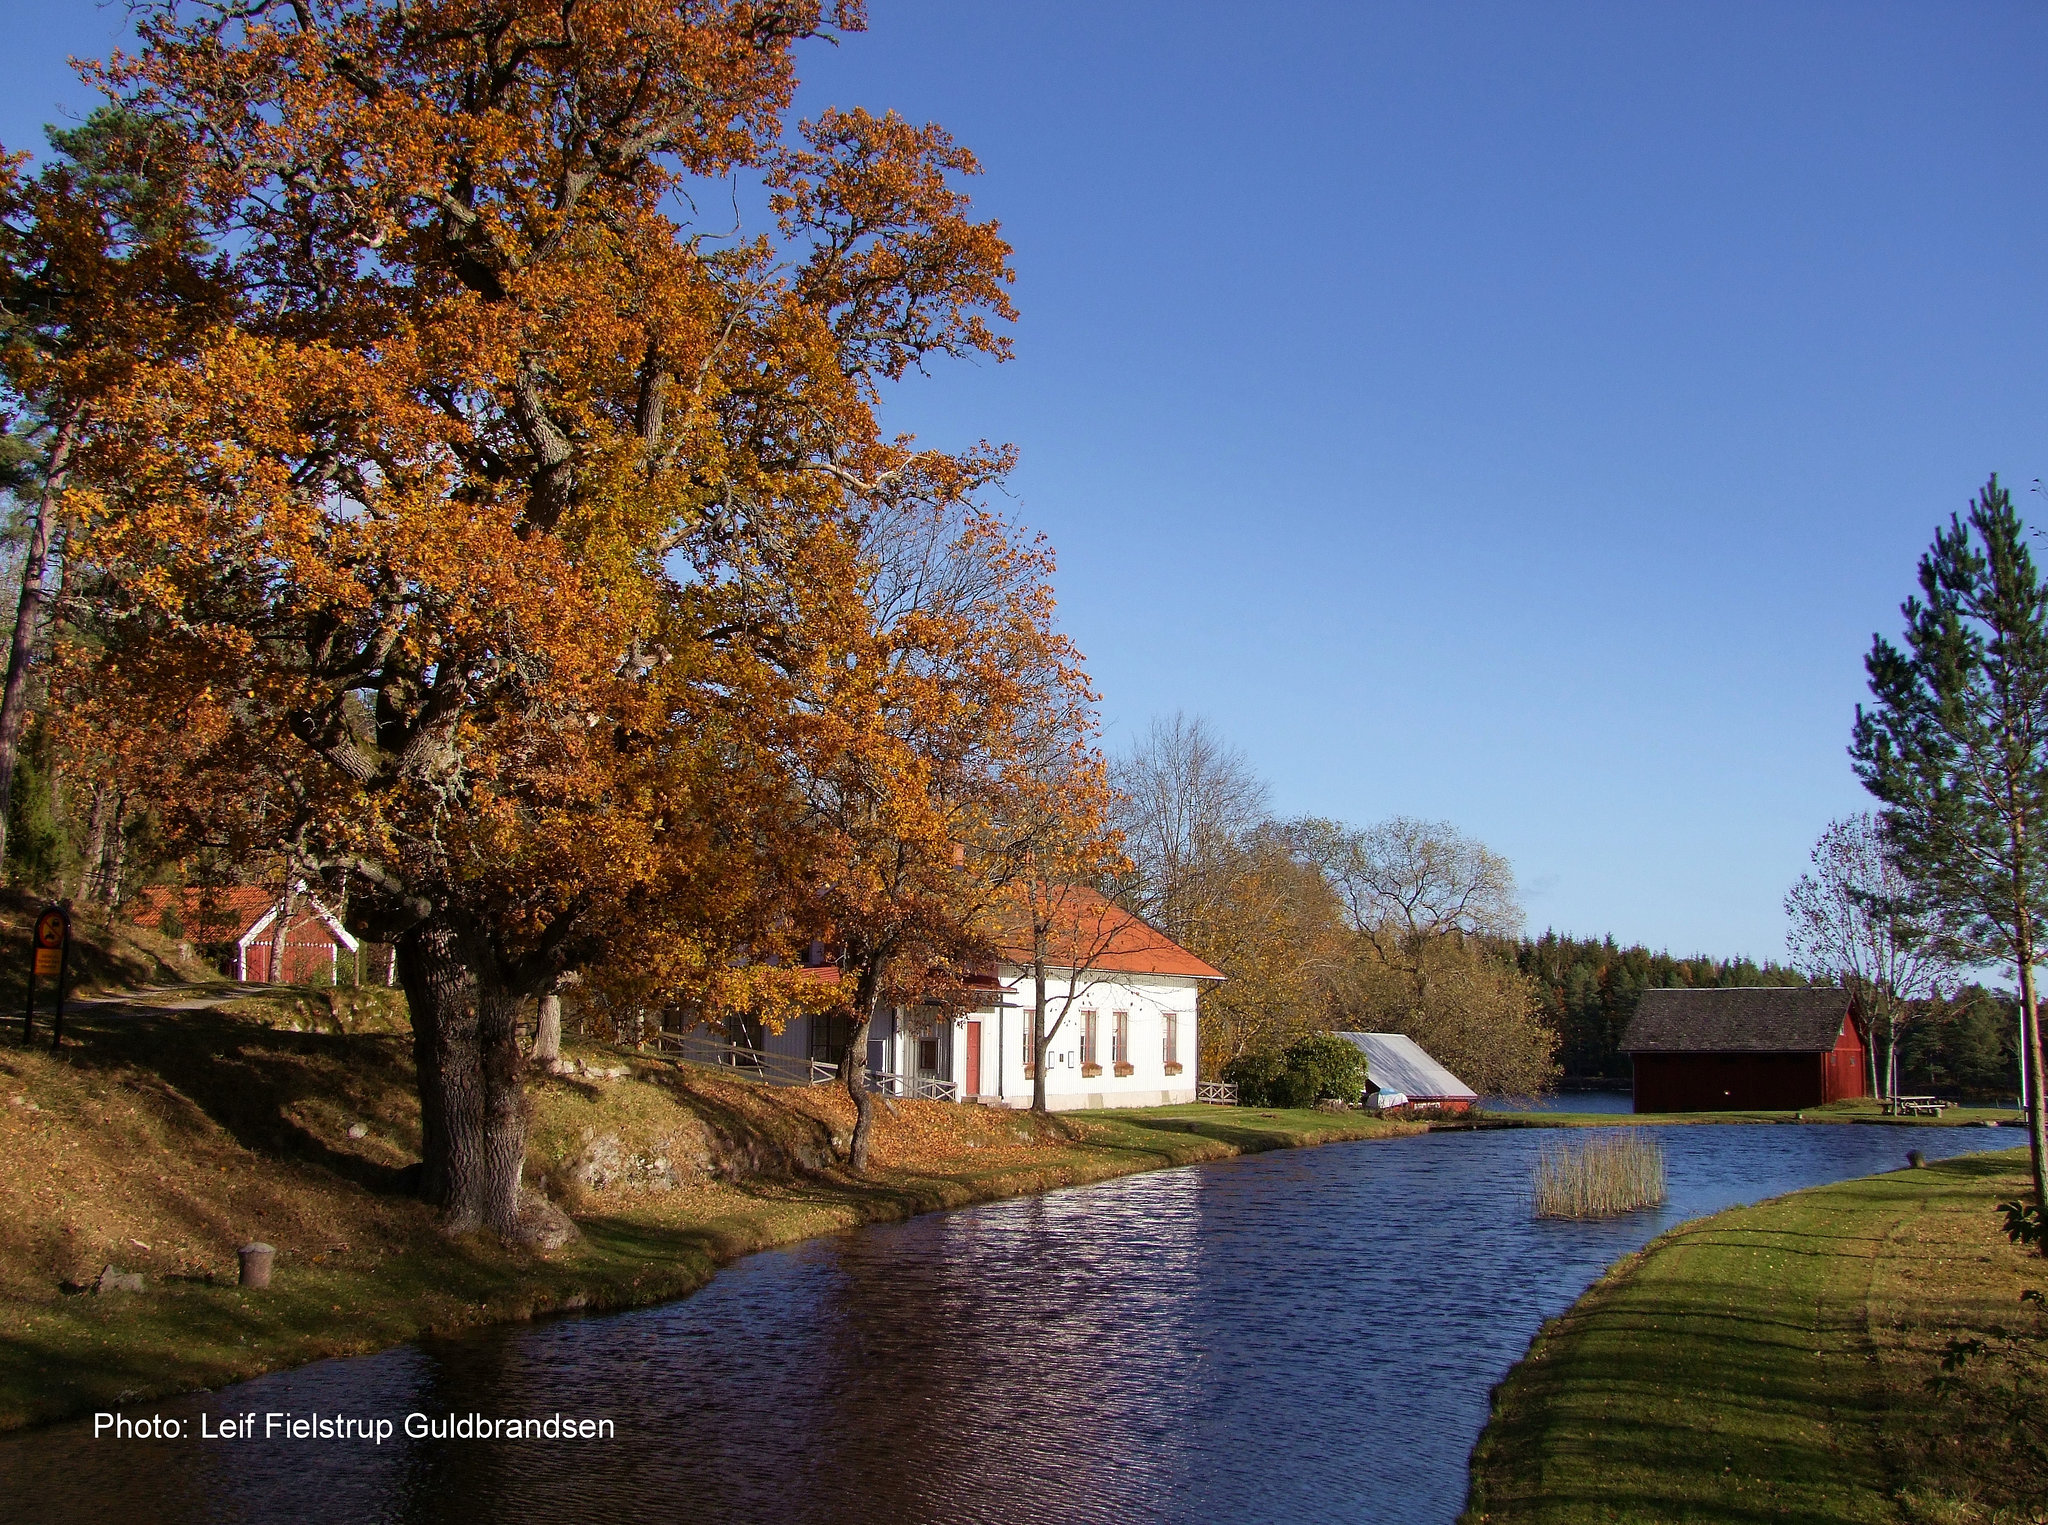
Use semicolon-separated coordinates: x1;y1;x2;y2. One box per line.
24;906;70;1049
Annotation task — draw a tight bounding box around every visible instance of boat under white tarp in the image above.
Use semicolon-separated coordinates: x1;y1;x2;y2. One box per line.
1336;1032;1477;1108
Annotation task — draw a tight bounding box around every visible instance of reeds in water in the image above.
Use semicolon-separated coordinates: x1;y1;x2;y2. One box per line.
1531;1129;1668;1219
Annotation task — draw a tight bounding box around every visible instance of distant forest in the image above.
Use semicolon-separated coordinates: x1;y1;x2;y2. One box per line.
1505;934;1806;1082
1508;932;2023;1100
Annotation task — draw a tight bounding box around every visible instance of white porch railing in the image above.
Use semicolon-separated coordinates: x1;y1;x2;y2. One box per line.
1196;1081;1237;1105
862;1070;958;1102
656;1031;839;1089
656;1031;970;1103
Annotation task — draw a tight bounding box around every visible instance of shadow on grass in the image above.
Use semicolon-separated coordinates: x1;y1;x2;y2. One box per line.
39;1007;420;1197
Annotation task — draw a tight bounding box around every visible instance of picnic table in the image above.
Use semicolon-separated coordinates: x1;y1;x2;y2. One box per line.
1884;1095;1949;1117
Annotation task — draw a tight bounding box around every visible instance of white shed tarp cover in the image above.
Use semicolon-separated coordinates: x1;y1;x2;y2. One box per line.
1336;1032;1477;1102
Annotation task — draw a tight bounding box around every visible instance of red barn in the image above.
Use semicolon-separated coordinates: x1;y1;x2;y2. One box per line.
1622;987;1867;1113
133;885;359;985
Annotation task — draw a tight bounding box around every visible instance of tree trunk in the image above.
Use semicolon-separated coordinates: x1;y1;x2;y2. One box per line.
395;919;528;1239
532;991;562;1064
0;411;76;876
1031;930;1049;1115
398;919;469;1211
473;972;528;1240
843;983;879;1171
267;872;296;985
101;791;128;907
2019;947;2048;1245
78;783;110;902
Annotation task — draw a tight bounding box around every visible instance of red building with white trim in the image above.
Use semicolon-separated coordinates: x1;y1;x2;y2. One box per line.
133;885;360;985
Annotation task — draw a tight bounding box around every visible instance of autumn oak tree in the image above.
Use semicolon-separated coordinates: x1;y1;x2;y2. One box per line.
784;499;1105;1166
56;0;1017;1240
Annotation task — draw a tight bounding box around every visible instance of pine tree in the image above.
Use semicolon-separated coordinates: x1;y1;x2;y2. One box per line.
1853;475;2048;1237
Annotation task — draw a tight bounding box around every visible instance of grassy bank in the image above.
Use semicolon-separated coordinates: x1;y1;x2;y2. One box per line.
0;888;218;1010
1463;1147;2046;1524
0;988;1418;1432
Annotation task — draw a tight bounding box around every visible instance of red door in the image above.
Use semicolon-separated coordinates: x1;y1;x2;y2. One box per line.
964;1021;982;1098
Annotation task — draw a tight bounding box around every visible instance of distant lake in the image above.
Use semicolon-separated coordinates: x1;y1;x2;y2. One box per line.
1485;1089;1634;1113
2;1124;2019;1525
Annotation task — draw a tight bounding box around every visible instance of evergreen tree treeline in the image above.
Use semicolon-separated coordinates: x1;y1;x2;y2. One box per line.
1506;932;1806;1081
1507;932;2021;1098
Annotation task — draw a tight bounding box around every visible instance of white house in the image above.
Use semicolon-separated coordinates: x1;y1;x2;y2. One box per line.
718;889;1224;1110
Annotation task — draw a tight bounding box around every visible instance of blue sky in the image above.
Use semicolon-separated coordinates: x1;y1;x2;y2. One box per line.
7;2;2047;960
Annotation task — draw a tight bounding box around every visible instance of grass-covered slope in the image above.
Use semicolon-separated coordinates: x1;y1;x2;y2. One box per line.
0;888;219;1009
0;988;1418;1431
1463;1148;2046;1524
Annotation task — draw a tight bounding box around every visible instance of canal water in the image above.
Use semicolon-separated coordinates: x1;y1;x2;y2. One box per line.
2;1124;2020;1525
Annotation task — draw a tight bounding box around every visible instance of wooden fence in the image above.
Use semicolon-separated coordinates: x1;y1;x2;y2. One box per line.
655;1033;967;1103
857;1070;960;1102
654;1031;839;1089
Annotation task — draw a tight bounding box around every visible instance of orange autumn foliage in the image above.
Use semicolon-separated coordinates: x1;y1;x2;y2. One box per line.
772;497;1113;1164
51;0;1029;1236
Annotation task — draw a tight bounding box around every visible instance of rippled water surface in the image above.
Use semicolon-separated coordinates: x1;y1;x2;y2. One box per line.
3;1124;2019;1525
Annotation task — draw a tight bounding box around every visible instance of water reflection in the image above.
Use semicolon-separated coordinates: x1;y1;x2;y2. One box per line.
2;1125;2016;1525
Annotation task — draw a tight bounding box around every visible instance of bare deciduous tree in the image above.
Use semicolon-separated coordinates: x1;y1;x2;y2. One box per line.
1111;711;1270;947
1784;813;1950;1099
1295;815;1553;1096
1013;883;1146;1113
1110;716;1349;1069
1294;815;1522;961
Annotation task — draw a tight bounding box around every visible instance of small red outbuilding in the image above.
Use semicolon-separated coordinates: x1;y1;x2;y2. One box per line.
1622;987;1868;1113
133;885;360;985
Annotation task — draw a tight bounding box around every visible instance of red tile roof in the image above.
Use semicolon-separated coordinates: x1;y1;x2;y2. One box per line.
996;887;1224;981
130;886;347;946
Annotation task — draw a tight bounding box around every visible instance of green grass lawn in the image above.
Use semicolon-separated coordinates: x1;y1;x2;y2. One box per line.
1463;1147;2046;1525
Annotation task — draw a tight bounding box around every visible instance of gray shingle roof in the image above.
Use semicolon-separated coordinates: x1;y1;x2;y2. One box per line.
1620;987;1852;1054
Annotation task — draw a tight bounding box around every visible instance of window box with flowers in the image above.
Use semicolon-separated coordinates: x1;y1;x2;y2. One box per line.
1163;1063;1184;1076
1081;1063;1103;1077
1113;1062;1135;1077
1110;1012;1132;1076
